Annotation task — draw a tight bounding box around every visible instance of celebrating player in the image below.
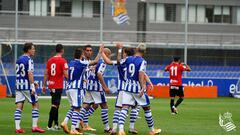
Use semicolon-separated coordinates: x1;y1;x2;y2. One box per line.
101;44;145;134
81;45;99;131
82;47;113;134
14;42;45;133
42;44;68;130
117;43;161;135
63;47;102;134
165;56;191;114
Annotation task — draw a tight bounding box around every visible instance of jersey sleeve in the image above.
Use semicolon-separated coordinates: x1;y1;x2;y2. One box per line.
112;61;118;66
80;60;90;67
28;59;34;72
62;59;68;70
97;63;106;74
180;64;188;71
165;65;170;71
120;58;127;65
139;60;147;72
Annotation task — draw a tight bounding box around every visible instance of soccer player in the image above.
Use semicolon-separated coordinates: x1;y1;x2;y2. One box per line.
117;43;161;135
42;44;68;130
63;47;102;134
82;47;113;134
14;42;45;133
81;45;99;131
165;56;191;114
61;45;98;132
101;45;143;134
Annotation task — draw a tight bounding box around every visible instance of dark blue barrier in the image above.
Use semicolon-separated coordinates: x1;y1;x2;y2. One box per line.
0;75;238;97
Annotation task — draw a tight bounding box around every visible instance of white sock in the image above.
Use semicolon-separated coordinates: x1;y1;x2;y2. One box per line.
32;118;38;128
112;123;118;132
15;120;21;130
129;123;135;129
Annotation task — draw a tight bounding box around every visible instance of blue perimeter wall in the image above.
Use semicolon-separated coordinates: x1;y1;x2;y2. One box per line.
0;75;239;97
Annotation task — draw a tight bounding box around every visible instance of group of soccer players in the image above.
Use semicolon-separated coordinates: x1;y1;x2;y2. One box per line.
14;42;190;135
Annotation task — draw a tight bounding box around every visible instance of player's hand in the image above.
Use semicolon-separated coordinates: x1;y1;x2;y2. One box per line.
149;84;154;91
31;89;36;95
139;89;144;97
42;86;46;95
116;43;123;49
34;82;39;89
99;44;104;53
104;87;110;94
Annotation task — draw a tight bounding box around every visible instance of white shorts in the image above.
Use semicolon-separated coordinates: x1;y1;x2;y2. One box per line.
66;89;84;108
121;91;150;107
84;91;107;104
115;91;124;107
15;90;38;104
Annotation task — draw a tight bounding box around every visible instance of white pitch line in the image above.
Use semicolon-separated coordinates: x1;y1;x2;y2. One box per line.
38;96;153;99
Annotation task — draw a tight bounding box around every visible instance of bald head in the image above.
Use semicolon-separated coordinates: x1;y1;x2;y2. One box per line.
103;48;112;58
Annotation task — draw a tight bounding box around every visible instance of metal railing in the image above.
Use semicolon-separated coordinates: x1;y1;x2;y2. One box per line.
0;27;240;49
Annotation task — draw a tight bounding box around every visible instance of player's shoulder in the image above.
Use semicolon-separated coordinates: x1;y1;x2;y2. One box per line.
18;55;30;62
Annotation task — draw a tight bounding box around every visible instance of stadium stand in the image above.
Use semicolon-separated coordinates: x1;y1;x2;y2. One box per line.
3;63;239;79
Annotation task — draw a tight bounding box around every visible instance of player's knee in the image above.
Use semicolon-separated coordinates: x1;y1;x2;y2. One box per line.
142;106;150;111
100;103;108;109
51;104;58;108
92;104;99;109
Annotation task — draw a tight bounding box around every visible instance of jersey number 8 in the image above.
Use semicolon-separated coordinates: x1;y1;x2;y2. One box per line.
51;63;56;76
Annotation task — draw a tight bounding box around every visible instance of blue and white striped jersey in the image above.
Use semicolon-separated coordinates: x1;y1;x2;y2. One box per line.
82;59;90;90
121;56;147;93
15;55;34;90
87;59;106;92
67;59;89;90
114;60;127;91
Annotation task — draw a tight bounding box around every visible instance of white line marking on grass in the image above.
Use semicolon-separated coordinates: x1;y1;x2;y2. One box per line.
38;96;153;99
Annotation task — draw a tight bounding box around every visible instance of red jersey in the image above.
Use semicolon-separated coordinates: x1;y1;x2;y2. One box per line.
46;55;68;89
165;62;189;86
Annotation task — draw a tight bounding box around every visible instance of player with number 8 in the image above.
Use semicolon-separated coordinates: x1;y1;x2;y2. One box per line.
42;44;68;130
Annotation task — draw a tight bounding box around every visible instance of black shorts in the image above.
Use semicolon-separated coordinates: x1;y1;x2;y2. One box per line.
169;86;184;97
50;89;63;106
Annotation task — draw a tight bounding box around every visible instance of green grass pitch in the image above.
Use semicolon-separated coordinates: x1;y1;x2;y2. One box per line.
0;97;239;135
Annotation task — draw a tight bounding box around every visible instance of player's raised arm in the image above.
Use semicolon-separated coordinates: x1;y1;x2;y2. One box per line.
89;45;103;65
181;63;191;71
116;43;123;64
164;65;170;72
101;47;114;65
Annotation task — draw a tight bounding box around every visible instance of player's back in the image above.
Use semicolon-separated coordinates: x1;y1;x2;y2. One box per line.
124;56;146;93
166;62;184;86
16;55;33;90
68;59;88;89
46;55;67;89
